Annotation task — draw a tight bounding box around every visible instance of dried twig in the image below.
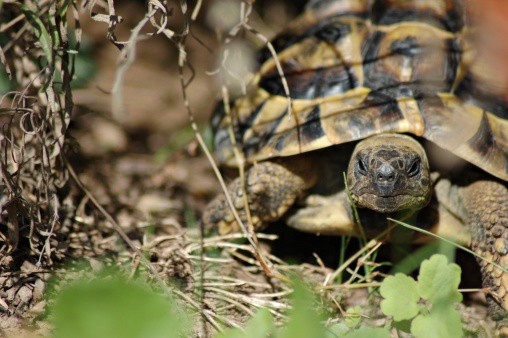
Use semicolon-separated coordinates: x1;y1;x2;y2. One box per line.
0;0;80;265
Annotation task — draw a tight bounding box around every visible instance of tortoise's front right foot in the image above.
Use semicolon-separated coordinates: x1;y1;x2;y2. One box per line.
202;161;307;235
463;181;508;336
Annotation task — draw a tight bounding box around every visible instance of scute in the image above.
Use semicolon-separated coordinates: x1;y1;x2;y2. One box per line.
258;16;368;99
371;0;464;31
257;0;371;63
361;22;460;95
212;0;508;182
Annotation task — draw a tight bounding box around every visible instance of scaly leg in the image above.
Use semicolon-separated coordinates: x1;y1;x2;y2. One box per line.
463;180;508;335
202;160;310;234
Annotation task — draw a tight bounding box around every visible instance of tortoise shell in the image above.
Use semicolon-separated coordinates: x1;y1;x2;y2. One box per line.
212;0;508;181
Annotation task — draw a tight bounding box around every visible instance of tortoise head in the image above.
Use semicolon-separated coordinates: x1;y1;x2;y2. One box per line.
347;133;432;213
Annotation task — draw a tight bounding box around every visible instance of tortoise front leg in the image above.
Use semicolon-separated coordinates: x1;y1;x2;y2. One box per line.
202;160;310;234
463;180;508;335
285;191;357;236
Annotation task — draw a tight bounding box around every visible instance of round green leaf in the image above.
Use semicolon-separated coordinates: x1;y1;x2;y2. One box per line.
411;302;463;338
52;277;189;338
417;254;462;304
379;273;420;321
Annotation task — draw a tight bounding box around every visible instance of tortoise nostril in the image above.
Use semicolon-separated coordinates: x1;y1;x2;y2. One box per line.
376;165;396;183
377;174;394;182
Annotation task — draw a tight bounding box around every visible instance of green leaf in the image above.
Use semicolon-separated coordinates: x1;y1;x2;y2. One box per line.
13;3;53;64
217;308;274;338
243;309;274;337
325;323;351;337
52;277;189;338
278;281;327;338
379;273;420;321
344;326;391;338
417;254;462;304
410;302;463;338
345;306;362;328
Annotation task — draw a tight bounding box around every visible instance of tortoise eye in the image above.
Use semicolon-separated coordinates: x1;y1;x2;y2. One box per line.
357;157;368;175
407;159;421;177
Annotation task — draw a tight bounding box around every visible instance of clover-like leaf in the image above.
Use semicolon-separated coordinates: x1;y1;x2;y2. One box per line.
411;302;463;338
417;254;462;304
52;277;189;338
380;273;420;321
345;306;362;328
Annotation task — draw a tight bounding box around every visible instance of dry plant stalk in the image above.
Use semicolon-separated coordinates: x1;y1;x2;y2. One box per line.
209;0;305;281
85;0;302;331
0;0;80;265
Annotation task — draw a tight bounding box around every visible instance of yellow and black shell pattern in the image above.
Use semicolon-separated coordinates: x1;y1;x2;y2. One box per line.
212;0;508;181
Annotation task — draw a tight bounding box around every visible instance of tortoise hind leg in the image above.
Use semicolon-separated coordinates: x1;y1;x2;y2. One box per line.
463;180;508;335
202;160;311;234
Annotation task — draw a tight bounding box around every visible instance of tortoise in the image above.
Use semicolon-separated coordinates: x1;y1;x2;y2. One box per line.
203;0;508;332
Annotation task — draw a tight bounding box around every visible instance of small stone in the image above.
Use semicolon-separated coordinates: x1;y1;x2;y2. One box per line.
224;213;234;222
233;197;244;209
17;286;33;304
20;261;37;273
88;258;104;273
29;300;46;316
33;279;45;301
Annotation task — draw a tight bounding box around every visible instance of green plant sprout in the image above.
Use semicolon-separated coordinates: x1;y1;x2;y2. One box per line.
52;277;190;338
380;254;463;338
